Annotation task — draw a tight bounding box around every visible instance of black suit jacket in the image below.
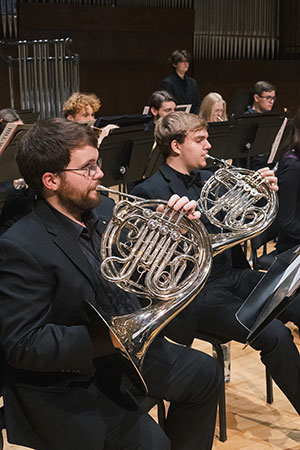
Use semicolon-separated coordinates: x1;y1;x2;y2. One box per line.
0;196;132;449
161;71;201;115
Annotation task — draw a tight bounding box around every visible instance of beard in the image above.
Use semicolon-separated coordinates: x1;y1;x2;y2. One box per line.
56;175;101;218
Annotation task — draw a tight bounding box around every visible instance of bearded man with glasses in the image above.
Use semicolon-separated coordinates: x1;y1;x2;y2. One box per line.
0;118;222;450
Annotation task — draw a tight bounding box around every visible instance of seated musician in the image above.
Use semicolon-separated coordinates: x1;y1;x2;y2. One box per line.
131;111;300;418
0;118;222;450
63;91;118;146
62;92;101;123
0;108;34;234
145;90;177;131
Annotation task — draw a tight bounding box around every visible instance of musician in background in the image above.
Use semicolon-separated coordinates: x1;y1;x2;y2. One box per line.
0;108;23;133
161;49;201;115
276;107;300;253
199;92;227;123
145;90;177;131
131;111;300;419
0;118;221;450
0;108;32;233
62;92;101;123
246;80;276;114
241;81;277;170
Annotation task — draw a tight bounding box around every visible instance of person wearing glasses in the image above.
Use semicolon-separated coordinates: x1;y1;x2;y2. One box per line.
247;81;276;114
241;81;277;170
0;118;222;450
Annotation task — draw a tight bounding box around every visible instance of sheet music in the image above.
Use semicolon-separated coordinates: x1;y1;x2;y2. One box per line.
0;122;20;156
267;117;288;164
272;252;300;296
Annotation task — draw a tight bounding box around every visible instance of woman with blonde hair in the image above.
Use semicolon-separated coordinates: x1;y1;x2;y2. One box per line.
199;92;227;122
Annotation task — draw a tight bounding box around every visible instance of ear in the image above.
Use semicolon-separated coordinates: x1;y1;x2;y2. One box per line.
41;172;61;192
150;106;158;117
253;94;260;103
67;114;75;121
170;139;181;156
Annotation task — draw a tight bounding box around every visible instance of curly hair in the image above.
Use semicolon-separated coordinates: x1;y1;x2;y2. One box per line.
62;92;101;118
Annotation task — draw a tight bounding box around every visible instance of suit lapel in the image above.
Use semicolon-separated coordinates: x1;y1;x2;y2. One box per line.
159;163;190;198
35;201;97;288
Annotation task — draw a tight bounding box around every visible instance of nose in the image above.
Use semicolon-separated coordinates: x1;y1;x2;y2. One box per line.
95;165;104;180
205;139;212;151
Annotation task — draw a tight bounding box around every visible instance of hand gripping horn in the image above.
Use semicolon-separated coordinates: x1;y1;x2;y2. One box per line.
88;186;212;392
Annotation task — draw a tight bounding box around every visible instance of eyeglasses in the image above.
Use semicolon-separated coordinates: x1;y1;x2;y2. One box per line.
61;158;102;179
257;94;276;102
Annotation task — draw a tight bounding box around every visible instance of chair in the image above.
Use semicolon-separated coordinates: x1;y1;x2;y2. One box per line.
250;221;278;271
194;332;273;442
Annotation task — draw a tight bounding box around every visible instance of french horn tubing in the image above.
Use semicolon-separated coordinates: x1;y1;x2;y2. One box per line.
94;185;212;392
94;157;278;392
199;155;279;255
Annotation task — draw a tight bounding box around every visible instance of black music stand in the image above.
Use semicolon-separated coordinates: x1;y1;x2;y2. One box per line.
207;114;285;168
17;109;40;124
206;121;232;160
236;245;300;344
99;125;154;187
0;123;31;183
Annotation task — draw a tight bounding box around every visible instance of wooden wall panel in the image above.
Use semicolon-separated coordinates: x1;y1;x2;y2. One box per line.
194;60;300;117
0;3;193;115
279;0;300;57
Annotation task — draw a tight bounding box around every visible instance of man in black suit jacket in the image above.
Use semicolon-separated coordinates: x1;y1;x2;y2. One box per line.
0;118;221;450
131;111;300;417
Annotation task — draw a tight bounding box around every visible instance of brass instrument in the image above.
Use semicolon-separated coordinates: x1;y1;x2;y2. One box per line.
94;185;212;392
93;158;278;392
199;155;278;255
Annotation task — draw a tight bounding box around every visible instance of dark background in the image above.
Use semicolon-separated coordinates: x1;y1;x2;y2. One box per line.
0;1;299;117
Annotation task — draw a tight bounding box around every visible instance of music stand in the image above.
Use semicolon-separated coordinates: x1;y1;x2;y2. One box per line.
226;114;284;168
0;123;31;183
206;121;232;160
17;109;40;124
142;143;163;180
99;125;154;187
236;245;300;344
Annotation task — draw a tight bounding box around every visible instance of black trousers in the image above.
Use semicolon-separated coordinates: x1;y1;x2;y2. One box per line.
8;337;221;450
142;337;222;450
196;268;300;415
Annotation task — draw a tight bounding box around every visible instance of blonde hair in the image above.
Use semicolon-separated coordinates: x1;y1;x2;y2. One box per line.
62;92;101;118
199;92;227;122
155;111;207;160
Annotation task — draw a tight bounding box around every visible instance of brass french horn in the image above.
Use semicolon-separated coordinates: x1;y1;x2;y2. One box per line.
199;155;278;255
92;158;278;392
92;186;212;392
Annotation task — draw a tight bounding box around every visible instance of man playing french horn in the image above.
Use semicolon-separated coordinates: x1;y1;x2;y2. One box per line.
0;118;222;450
131;111;300;417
